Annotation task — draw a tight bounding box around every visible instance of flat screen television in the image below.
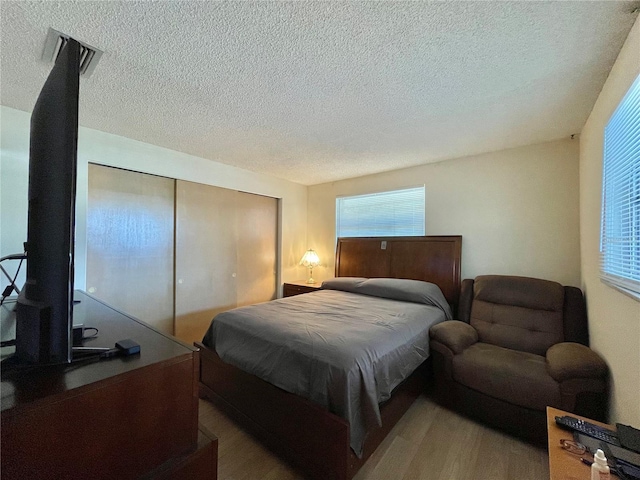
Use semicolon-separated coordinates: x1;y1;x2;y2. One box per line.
14;39;80;364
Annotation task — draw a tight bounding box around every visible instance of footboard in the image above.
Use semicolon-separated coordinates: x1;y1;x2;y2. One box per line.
196;342;428;480
196;341;351;480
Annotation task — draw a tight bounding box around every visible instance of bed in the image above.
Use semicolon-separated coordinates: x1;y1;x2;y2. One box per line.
195;235;462;480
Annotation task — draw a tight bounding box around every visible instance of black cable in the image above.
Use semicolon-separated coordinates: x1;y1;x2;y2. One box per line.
69;353;103;365
0;326;99;350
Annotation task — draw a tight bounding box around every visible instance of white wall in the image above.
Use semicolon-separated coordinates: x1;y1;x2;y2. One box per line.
0;105;309;295
580;16;640;426
308;139;581;287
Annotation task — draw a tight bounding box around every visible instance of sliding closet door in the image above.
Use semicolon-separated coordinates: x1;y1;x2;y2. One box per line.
235;192;278;307
86;164;175;333
175;182;278;343
175;180;238;343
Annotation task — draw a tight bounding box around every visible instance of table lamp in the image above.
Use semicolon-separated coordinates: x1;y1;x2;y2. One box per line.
299;249;320;284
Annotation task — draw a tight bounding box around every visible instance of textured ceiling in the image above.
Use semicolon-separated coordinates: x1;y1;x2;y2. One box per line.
1;1;638;185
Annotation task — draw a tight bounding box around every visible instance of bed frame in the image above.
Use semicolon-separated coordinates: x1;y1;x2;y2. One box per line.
196;235;462;480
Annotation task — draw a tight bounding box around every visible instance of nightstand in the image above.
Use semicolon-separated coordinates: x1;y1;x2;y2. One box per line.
283;281;322;298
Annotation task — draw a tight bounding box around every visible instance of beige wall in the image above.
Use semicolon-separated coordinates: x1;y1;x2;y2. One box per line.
0;105;309;295
308;139;581;287
580;16;640;426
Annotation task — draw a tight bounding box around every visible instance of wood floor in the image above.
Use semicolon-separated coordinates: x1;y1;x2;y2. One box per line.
198;394;550;480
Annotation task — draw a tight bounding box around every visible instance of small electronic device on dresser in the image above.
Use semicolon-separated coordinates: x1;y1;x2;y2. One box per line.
555;415;640;480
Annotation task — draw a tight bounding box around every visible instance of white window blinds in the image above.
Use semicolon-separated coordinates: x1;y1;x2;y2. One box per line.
600;73;640;295
336;186;425;238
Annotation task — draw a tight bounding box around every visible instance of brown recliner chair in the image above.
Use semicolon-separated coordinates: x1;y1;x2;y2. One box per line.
429;275;608;443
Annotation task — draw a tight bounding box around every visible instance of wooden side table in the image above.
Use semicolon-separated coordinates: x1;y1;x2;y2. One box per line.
547;406;615;480
283;281;322;297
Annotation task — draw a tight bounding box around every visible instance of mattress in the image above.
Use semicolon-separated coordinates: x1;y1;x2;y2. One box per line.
202;277;451;456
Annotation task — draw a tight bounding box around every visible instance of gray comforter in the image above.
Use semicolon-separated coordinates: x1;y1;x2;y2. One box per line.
202;277;451;457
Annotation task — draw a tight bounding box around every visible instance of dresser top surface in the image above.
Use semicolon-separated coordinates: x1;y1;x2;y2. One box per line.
1;290;195;412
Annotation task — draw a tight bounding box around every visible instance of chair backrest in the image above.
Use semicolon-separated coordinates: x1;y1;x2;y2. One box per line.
469;275;567;356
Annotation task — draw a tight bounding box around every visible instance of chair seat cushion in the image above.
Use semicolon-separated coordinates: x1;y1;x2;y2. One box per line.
452;342;561;411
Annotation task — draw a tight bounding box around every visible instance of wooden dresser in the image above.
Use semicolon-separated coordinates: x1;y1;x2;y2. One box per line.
1;291;217;480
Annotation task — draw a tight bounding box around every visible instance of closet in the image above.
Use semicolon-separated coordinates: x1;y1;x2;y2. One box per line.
86;165;175;333
174;180;277;342
86;165;278;342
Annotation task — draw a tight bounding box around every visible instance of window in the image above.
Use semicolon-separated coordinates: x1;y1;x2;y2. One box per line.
600;73;640;296
336;186;425;238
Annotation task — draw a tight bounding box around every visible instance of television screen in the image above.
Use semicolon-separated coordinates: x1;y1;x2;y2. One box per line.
15;39;80;364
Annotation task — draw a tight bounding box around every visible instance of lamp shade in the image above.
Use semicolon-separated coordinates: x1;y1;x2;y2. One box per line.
299;249;320;267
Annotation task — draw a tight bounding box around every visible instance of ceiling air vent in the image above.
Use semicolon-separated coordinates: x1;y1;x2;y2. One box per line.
42;28;103;78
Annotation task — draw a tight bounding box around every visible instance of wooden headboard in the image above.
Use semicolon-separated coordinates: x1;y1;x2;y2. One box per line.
335;236;462;307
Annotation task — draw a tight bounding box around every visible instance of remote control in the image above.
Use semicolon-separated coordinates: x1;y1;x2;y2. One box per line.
555;416;620;446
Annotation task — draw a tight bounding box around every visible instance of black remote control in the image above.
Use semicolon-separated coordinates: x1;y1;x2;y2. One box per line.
555;415;621;446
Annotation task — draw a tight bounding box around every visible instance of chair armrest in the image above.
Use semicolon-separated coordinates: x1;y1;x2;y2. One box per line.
429;320;478;355
546;342;608;383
